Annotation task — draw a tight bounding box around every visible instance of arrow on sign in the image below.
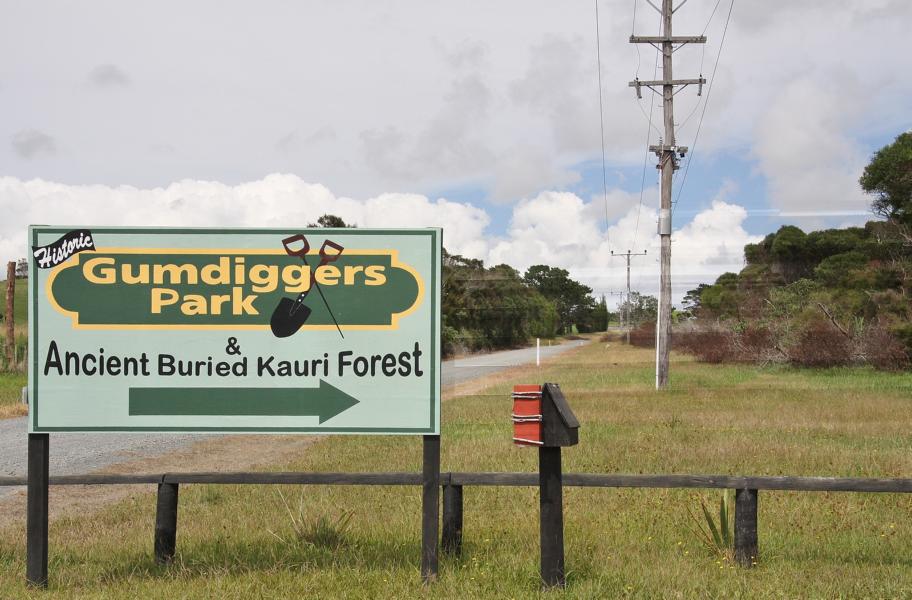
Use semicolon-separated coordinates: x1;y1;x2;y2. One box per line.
128;380;359;424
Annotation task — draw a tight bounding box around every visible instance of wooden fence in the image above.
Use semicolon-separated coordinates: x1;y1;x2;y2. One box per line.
3;471;911;570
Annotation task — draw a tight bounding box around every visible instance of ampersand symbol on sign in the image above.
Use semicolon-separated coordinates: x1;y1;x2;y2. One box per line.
225;337;241;355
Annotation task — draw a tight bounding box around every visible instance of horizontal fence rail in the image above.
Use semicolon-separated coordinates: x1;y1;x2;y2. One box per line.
8;469;912;574
449;472;912;493
2;472;912;492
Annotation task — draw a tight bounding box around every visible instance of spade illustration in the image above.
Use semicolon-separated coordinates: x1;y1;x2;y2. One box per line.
270;290;314;338
270;235;345;338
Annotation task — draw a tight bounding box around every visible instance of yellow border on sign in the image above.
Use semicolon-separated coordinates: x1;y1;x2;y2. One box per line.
45;247;425;331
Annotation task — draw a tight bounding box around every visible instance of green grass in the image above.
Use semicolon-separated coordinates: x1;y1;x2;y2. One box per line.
0;277;27;325
1;342;912;597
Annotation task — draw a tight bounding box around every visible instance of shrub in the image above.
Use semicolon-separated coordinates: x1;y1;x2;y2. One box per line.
628;321;655;348
860;326;910;371
892;323;912;355
788;324;852;367
676;329;732;363
441;325;460;358
686;492;734;560
733;325;777;363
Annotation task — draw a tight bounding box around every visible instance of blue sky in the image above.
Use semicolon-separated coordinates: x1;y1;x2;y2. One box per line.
431;126;893;246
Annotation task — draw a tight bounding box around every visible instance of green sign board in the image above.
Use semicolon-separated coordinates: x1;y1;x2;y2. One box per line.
28;227;441;434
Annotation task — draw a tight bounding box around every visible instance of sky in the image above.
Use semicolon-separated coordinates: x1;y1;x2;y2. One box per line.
2;0;910;306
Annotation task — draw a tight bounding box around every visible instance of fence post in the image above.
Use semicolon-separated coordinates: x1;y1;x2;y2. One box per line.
734;488;758;567
154;482;179;564
5;261;14;369
539;446;565;588
442;484;463;556
421;435;440;582
26;433;49;588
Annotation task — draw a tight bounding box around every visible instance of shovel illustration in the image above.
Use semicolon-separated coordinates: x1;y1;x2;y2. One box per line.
269;235;345;338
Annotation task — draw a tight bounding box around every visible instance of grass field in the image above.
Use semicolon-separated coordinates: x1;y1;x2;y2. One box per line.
0;372;27;418
1;341;912;597
0;277;28;411
0;277;27;325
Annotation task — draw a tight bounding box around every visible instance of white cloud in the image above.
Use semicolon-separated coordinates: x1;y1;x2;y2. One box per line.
3;175;757;306
488;191;602;268
671;198;761;291
486;183;758;303
0;174;490;262
753;77;868;214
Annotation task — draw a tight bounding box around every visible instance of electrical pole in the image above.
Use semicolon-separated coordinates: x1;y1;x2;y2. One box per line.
611;250;647;345
629;0;705;389
603;291;625;330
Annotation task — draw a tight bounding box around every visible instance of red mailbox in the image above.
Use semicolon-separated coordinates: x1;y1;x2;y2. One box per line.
512;384;543;446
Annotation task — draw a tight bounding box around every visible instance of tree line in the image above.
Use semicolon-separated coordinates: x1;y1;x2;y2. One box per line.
677;132;912;369
441;252;611;355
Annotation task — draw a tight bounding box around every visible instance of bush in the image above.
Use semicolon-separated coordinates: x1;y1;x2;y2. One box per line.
599;332;623;343
628;322;655;348
860;326;910;371
788;324;852;367
441;325;460;358
892;323;912;355
733;325;777;363
675;329;733;363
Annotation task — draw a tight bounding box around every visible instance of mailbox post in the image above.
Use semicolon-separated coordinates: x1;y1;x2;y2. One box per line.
512;383;579;589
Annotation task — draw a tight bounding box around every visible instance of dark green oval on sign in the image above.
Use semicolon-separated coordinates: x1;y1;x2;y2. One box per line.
50;253;422;328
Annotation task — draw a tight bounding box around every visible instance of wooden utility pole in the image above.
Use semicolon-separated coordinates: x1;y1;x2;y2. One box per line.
604;291;625;329
629;0;705;389
611;250;647;344
5;262;14;369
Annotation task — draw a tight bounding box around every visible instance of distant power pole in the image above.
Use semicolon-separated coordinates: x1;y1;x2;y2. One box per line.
610;250;647;345
603;291;625;329
629;0;706;389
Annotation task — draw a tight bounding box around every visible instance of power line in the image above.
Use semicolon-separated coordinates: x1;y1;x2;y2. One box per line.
595;0;610;234
632;8;663;252
632;0;641;75
676;0;722;131
672;0;735;216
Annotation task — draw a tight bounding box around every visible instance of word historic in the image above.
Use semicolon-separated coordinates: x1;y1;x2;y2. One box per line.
32;229;95;268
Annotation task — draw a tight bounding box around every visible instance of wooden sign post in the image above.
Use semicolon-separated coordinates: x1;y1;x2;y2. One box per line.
26;433;49;588
5;261;14;368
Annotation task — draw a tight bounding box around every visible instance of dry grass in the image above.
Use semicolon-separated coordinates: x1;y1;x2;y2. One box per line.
0;372;26;418
0;402;27;419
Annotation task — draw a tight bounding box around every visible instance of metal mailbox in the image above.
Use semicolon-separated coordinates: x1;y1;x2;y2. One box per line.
512;383;578;448
512;384;543;446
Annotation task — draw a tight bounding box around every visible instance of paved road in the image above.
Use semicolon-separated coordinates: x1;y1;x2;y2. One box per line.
442;339;585;387
0;340;586;486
